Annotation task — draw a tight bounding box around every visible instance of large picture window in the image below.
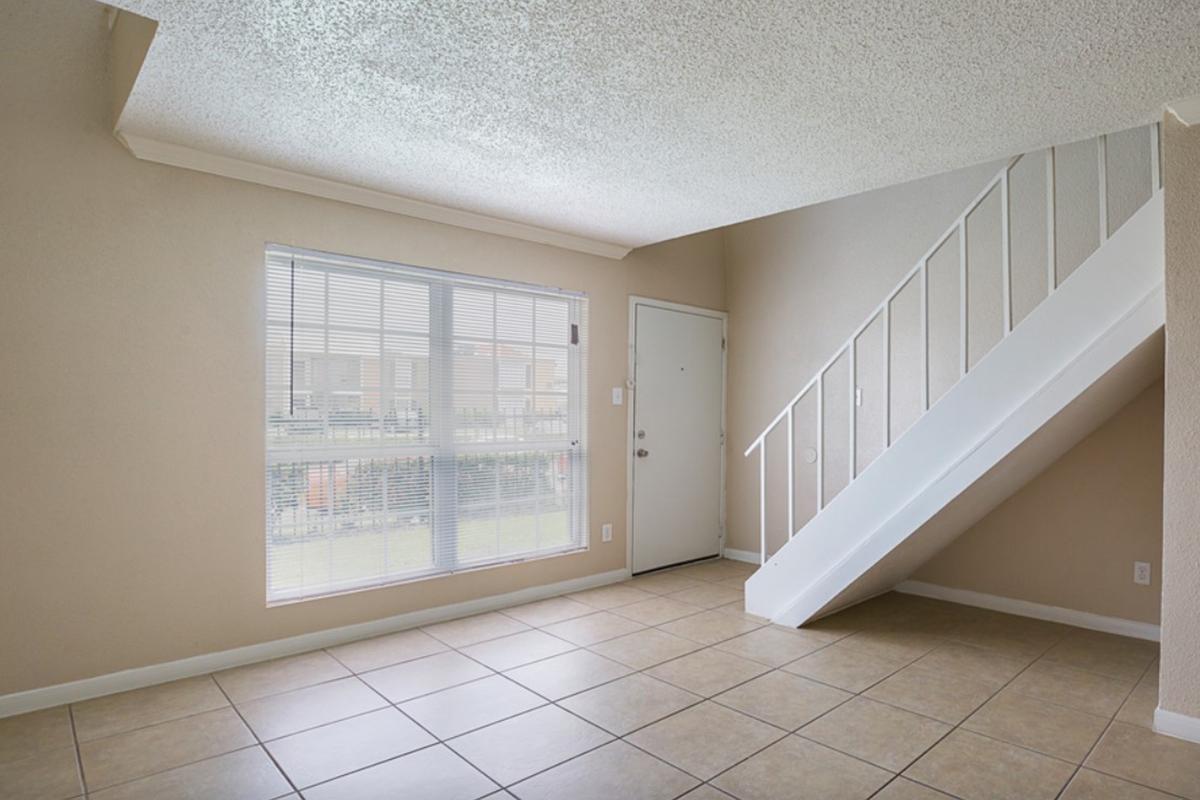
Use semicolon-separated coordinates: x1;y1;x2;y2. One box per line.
265;246;588;602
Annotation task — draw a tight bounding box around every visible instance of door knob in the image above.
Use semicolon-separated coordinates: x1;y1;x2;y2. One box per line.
636;448;650;458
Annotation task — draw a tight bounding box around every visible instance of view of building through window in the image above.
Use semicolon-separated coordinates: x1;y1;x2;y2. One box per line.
265;247;588;602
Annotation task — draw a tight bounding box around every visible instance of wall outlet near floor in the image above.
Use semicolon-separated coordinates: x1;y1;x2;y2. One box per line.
601;523;613;542
1134;561;1152;586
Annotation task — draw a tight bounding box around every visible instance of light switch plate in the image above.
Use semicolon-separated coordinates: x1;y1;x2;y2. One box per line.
612;387;623;405
601;523;613;542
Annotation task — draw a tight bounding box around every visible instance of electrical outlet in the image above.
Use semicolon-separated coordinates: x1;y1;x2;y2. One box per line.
1134;561;1151;586
601;523;613;543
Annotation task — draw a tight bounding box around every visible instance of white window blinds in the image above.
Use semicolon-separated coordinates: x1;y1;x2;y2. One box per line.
265;245;588;603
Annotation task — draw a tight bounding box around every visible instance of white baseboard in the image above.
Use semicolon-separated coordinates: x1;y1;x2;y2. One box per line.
721;547;760;565
1154;707;1200;745
0;567;630;719
894;580;1160;642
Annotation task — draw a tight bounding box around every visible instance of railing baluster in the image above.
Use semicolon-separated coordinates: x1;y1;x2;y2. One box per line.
920;259;929;411
884;301;892;446
1001;168;1012;335
848;343;856;482
1098;134;1109;243
1151;123;1161;191
959;219;968;376
816;373;824;511
1047;147;1057;293
786;403;795;541
758;442;766;565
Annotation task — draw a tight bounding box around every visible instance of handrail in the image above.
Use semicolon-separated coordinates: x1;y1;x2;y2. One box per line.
744;125;1161;565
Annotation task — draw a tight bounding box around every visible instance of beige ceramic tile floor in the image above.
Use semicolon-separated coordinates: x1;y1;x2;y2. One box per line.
2;558;1197;800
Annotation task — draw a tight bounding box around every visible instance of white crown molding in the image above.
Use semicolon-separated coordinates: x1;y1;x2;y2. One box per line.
1166;96;1200;126
1154;707;1200;745
0;567;630;719
114;132;633;260
895;580;1161;642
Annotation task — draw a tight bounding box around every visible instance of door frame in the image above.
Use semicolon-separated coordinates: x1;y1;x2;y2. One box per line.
626;296;728;575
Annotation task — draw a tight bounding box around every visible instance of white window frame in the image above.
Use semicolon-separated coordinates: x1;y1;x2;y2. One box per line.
265;244;588;604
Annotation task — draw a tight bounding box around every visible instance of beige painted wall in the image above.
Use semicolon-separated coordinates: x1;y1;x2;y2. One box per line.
911;381;1164;624
0;2;725;696
0;0;1172;700
1160;114;1200;719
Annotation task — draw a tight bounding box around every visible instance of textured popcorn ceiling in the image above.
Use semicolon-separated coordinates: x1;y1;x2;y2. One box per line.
109;1;1200;250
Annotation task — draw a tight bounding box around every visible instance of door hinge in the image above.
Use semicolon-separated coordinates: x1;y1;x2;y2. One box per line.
721;337;726;350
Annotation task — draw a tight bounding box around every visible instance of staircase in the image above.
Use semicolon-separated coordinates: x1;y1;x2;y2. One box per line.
743;125;1165;627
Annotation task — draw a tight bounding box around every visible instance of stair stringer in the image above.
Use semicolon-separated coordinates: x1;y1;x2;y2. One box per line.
745;192;1165;627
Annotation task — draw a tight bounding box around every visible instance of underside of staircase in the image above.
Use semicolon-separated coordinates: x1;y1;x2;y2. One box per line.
743;126;1165;628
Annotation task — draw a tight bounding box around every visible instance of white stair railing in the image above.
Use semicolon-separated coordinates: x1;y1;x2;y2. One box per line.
744;125;1161;566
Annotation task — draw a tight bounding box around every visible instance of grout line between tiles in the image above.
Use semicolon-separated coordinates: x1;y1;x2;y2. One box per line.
302;651;472;797
1036;654;1158;685
210;674;303;798
716;602;1068;798
444;631;711;787
24;562;744;800
438;566;782;791
861;616;1157;799
1077;764;1190;800
330;630;678;796
338;564;785;793
288;739;446;796
72;699;238;747
598;628;857;789
405;581;1158;799
213;671;353;707
1051;657;1185;800
862;658;1063;799
247;694;389;744
66;702;88;797
75;743;264;798
35;562;1178;800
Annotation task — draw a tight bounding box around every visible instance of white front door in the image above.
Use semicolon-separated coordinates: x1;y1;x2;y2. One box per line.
631;301;725;573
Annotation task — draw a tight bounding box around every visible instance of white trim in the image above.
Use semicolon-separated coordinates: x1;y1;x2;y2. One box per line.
895;580;1160;642
721;547;760;565
1165;96;1200;126
0;568;629;719
628;296;730;319
1154;707;1200;745
626;296;728;575
114;133;632;260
